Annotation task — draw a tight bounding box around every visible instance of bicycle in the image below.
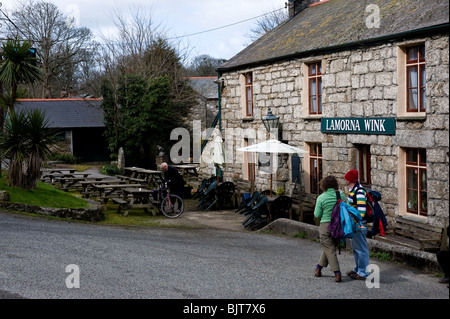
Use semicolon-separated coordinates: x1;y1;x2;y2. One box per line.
154;179;185;218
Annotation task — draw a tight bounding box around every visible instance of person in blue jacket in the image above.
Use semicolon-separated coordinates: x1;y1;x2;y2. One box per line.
345;169;370;280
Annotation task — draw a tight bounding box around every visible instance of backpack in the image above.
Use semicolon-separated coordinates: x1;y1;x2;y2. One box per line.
328;191;345;254
352;188;388;237
352;186;375;223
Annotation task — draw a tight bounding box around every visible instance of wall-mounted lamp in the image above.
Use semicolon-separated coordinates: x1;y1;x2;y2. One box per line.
262;107;280;133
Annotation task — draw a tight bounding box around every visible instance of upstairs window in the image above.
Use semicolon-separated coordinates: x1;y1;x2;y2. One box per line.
406;45;426;112
308;62;322;115
245;73;253;117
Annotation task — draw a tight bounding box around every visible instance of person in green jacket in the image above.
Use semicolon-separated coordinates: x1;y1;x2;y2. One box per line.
313;175;346;283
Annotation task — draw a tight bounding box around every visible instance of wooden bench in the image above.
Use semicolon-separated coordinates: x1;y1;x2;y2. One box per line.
419;226;448;251
112;197;127;207
394;218;448;251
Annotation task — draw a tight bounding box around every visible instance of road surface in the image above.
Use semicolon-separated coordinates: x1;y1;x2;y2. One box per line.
1;211;448;303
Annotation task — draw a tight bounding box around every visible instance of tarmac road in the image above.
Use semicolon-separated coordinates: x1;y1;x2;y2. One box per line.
0;210;448;302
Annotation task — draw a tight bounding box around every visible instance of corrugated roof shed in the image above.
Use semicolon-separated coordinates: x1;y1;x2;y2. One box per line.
219;0;449;71
15;99;104;128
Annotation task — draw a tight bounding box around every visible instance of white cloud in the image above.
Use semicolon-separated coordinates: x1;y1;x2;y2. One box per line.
2;0;285;60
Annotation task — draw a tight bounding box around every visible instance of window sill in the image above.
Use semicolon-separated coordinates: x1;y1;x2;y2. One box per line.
398;213;428;223
303;115;322;121
397;114;426;121
242;117;254;122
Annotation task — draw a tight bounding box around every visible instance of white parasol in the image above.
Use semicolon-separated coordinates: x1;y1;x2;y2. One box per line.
237;139;308;197
212;135;226;180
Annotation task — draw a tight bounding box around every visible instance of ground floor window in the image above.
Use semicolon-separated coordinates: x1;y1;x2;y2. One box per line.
355;144;371;187
243;138;255;181
405;148;427;216
309;143;322;194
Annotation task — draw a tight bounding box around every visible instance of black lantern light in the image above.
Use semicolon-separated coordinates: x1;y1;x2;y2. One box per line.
262;107;280;133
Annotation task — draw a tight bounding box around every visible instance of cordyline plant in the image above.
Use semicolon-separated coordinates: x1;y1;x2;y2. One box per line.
0;109;59;189
0;38;42;117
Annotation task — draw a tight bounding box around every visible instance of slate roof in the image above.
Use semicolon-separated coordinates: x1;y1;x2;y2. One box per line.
15;99;105;128
219;0;449;71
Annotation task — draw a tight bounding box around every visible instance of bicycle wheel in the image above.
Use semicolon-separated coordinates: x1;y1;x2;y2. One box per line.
160;194;184;218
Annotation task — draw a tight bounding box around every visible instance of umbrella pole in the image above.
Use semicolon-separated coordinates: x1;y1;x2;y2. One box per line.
270;174;273;198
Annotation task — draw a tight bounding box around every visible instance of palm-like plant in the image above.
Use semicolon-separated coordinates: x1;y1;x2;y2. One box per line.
0;109;59;189
0;38;42;116
0;38;43;179
0;110;28;188
26;109;59;188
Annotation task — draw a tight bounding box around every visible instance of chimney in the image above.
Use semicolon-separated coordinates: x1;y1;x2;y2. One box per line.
288;0;322;17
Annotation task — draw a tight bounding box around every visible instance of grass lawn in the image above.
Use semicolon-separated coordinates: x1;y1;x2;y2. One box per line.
0;176;89;209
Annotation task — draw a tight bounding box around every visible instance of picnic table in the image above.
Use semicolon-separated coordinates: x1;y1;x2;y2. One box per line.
173;164;199;188
54;176;87;191
118;167;163;185
93;183;147;203
41;170;78;183
78;178;123;197
112;187;156;216
41;170;91;185
173;164;198;176
41;168;77;175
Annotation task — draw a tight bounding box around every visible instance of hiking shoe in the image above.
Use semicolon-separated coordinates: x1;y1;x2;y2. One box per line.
314;268;322;277
350;273;366;280
346;270;356;276
438;277;449;284
335;273;342;282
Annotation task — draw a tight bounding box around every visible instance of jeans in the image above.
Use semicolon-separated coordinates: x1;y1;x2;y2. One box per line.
350;226;370;277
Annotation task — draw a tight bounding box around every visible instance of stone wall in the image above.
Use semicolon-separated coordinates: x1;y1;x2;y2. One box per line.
0;200;104;222
213;33;449;229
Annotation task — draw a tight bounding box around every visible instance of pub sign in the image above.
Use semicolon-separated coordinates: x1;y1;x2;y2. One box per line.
321;117;396;135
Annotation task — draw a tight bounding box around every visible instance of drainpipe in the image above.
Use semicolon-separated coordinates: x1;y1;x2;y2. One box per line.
215;72;223;179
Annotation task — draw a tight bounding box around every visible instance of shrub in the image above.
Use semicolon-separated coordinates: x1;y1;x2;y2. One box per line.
48;152;80;164
101;164;120;176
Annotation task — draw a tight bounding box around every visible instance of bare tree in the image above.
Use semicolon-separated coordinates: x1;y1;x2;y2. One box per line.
5;0;98;98
187;54;225;76
247;8;288;43
98;5;194;104
99;5;189;77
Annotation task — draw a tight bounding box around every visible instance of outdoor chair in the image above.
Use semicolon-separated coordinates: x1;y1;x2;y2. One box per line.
192;178;210;199
242;196;269;229
270;196;292;221
216;182;236;209
260;190;275;196
197;179;218;210
235;191;261;215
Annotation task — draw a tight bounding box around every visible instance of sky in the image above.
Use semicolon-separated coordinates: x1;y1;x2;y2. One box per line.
1;0;287;62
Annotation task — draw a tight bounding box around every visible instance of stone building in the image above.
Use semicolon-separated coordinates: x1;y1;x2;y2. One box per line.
205;0;449;239
16;98;110;162
186;77;219;129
